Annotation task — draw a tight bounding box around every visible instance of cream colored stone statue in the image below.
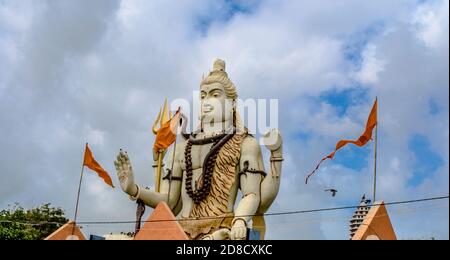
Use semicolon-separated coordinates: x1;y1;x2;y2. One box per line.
114;59;283;240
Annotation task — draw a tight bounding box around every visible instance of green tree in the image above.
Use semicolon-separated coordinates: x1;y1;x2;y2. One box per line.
0;203;68;240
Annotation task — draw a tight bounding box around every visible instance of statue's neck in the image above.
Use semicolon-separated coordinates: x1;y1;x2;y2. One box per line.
201;120;233;136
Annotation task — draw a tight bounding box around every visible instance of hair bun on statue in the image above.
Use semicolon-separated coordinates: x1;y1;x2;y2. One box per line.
213;59;226;72
207;59;228;78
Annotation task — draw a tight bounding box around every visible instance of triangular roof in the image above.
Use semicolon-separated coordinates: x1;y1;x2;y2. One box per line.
134;202;188;240
352;201;397;240
45;220;86;240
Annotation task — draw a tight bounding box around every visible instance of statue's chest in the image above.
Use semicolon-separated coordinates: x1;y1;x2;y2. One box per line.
180;143;214;171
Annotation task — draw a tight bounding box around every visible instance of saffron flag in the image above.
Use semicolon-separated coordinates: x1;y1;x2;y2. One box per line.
306;98;378;184
83;143;114;188
153;108;181;152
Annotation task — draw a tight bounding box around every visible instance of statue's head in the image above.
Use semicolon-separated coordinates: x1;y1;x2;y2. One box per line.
199;59;239;129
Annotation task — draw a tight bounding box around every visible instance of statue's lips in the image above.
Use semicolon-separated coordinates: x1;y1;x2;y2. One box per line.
203;104;214;113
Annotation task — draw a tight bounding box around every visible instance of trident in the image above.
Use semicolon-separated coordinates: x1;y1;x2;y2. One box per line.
152;98;172;192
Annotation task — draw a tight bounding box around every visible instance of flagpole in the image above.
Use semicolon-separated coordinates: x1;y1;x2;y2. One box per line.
72;143;87;235
167;119;179;206
372;100;378;204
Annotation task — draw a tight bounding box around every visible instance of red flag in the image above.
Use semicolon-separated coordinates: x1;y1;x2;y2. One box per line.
153;108;181;152
306;98;378;184
83;143;114;188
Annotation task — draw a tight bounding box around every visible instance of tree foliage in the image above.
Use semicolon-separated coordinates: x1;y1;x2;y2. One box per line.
0;203;68;240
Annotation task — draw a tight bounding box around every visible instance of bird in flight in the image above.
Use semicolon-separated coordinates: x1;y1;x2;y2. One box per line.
361;194;372;204
324;188;337;197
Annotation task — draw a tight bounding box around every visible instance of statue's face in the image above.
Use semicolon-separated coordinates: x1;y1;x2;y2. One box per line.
200;82;234;124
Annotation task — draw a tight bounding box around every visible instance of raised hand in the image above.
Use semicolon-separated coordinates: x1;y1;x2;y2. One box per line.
262;129;282;152
114;150;137;196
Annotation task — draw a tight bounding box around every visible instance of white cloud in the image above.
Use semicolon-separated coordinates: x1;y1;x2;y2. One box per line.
86;127;106;146
354;44;385;85
412;0;449;49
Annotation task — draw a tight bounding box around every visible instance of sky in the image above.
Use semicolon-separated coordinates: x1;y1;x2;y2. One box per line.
0;0;448;239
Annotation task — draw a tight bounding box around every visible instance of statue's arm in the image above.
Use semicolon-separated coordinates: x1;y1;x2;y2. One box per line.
137;146;182;209
259;129;283;213
115;146;182;210
233;137;263;233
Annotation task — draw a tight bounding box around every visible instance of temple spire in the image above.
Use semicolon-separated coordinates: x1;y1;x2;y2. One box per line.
349;194;371;239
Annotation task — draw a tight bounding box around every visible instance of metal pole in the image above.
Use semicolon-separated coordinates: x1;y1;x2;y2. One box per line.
167;118;180;206
373;112;378;204
72;143;87;235
155;152;163;192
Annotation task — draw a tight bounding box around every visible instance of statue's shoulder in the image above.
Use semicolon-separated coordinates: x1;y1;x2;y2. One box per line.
174;139;188;156
240;133;261;153
179;138;189;146
177;139;189;149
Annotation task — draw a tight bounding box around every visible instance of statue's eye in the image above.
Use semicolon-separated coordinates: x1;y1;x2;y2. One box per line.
201;94;206;99
212;92;221;98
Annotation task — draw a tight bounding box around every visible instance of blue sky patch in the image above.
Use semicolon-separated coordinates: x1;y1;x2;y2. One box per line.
428;98;440;115
320;87;370;116
408;134;444;187
330;143;371;171
194;0;259;35
294;132;312;142
343;22;385;68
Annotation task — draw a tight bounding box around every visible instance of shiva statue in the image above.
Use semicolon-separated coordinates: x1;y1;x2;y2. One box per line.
114;59;283;240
